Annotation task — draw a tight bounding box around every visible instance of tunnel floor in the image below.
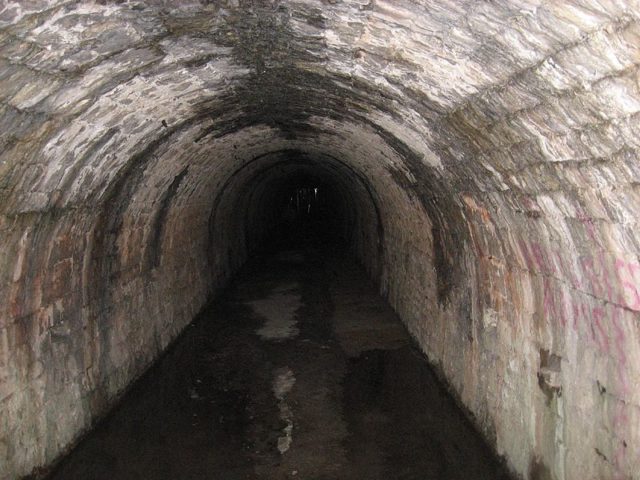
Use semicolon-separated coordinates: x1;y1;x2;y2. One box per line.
47;240;512;480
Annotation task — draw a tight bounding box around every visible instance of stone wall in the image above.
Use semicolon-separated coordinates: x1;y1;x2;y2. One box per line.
1;1;639;479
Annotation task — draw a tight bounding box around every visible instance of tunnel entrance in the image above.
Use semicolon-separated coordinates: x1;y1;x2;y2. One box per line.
264;177;340;250
279;184;327;242
259;174;351;253
4;3;639;479
207;150;386;284
46;241;511;480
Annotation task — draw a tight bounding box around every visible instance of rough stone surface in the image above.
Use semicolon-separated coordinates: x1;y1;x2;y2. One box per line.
0;1;639;479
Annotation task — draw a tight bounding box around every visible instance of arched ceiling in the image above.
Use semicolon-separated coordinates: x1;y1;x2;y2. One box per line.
1;2;639;480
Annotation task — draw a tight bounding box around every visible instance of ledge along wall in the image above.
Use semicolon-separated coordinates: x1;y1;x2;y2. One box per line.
1;2;639;479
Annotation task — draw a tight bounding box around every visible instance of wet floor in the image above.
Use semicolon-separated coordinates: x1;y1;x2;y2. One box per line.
47;241;512;480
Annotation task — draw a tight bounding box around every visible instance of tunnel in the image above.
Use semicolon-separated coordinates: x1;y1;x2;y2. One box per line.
1;1;640;479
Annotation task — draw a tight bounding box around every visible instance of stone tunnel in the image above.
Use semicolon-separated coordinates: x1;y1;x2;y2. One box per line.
1;1;640;479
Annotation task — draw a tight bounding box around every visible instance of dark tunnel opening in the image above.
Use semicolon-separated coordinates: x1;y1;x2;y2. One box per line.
245;168;345;247
274;180;333;241
207;150;386;285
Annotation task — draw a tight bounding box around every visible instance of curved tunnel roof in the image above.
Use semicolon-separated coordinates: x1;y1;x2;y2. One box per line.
1;2;639;479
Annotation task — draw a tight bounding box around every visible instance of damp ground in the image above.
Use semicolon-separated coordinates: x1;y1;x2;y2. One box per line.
47;237;513;480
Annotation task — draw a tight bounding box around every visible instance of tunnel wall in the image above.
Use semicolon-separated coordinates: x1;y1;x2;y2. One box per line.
0;111;431;479
1;2;640;480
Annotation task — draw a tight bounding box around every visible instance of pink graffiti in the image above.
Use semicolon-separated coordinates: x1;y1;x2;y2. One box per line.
519;240;638;476
519;241;640;312
519;241;638;355
615;259;640;311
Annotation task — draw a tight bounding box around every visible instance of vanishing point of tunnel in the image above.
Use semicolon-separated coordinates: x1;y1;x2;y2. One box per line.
1;1;640;479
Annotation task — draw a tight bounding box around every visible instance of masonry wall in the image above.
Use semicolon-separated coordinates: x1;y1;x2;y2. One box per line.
1;2;639;480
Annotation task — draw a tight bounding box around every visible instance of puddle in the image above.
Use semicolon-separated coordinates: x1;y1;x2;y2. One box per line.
250;283;301;341
272;367;296;454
